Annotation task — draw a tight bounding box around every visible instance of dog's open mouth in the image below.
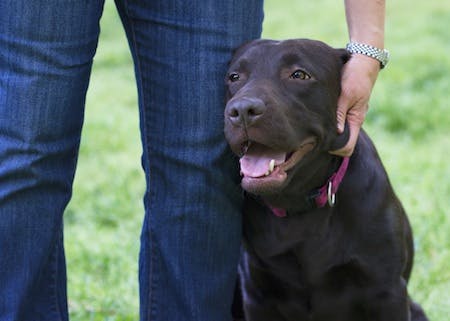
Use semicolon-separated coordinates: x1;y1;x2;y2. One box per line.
239;137;316;194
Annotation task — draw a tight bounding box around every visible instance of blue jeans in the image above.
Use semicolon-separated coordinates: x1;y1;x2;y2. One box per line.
0;1;263;320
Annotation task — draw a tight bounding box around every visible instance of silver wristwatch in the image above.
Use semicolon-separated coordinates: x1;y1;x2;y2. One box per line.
346;42;390;69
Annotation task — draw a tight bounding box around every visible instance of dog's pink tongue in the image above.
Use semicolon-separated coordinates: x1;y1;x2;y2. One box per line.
240;144;286;178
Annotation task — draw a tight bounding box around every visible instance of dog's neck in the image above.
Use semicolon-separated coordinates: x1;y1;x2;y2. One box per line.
261;153;349;215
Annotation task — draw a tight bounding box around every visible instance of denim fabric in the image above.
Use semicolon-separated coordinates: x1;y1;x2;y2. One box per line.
0;1;263;320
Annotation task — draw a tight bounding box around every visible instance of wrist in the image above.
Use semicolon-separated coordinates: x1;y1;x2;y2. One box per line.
347;54;381;86
346;42;389;69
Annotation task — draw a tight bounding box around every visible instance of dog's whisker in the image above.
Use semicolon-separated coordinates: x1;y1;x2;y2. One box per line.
241;140;252;156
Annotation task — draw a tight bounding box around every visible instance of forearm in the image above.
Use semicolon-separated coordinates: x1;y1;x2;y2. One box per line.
332;0;386;156
344;0;386;49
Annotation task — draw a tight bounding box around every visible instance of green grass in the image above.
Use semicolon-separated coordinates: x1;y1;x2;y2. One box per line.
65;0;450;320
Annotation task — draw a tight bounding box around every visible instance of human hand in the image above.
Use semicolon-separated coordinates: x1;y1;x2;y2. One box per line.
330;54;380;156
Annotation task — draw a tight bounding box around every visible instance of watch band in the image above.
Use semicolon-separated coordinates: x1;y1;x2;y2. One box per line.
346;42;390;69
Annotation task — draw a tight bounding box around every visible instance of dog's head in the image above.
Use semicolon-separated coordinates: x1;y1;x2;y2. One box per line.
224;39;350;196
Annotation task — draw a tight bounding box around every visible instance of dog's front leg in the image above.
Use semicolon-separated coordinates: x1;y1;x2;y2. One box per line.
364;279;410;321
238;252;290;321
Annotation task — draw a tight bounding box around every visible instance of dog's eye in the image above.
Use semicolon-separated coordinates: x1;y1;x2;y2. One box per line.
228;72;240;82
290;69;311;80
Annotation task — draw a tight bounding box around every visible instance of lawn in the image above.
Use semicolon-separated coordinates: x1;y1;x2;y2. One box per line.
65;0;449;320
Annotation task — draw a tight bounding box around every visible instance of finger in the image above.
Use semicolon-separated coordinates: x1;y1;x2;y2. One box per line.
336;93;351;134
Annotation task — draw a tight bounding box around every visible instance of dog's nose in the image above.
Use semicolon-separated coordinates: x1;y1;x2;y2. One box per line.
226;97;266;126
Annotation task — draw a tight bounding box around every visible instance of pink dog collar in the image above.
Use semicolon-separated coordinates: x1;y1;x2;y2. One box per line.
315;156;350;208
267;157;350;217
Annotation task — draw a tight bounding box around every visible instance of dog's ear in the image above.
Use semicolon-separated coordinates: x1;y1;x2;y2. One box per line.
336;48;351;65
330;121;350;151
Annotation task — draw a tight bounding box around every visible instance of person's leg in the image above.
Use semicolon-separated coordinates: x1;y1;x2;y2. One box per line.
114;1;263;320
0;1;104;320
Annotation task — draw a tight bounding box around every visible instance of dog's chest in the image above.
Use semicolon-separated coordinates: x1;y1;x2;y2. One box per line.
243;199;342;270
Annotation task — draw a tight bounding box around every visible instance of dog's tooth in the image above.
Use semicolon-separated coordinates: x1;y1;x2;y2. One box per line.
269;159;275;172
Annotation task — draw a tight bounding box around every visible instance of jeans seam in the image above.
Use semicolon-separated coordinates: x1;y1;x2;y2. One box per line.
48;232;64;321
120;1;157;320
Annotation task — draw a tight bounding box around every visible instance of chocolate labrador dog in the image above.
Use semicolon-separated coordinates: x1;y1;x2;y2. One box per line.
224;39;428;321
